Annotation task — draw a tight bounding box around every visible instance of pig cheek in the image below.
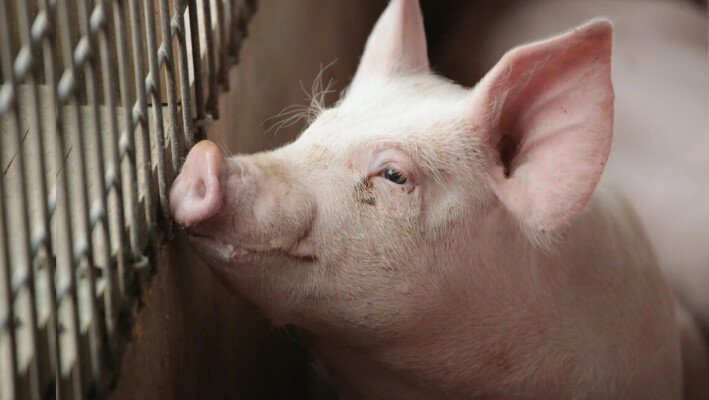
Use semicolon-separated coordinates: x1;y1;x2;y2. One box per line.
354;185;423;262
375;182;421;219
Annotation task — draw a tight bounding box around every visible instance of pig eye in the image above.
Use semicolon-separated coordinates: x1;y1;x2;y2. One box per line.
382;168;408;185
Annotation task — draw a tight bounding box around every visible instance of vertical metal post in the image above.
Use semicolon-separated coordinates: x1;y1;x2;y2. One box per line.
202;0;219;120
90;0;126;344
187;0;207;140
36;0;74;396
216;0;230;90
174;0;196;150
94;0;127;341
158;0;183;174
112;0;142;286
143;0;171;228
128;0;157;234
0;0;43;397
17;0;60;395
57;0;101;393
75;0;113;391
0;132;18;400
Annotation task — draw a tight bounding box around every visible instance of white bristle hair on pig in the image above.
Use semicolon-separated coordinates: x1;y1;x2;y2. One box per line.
170;0;706;398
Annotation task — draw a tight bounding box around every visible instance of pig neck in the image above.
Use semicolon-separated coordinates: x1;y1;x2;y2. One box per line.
301;190;673;398
301;204;593;396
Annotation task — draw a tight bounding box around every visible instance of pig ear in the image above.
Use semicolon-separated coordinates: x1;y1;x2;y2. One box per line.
471;20;614;234
351;0;429;84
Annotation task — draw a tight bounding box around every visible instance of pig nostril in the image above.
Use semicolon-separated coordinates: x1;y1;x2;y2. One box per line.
300;255;317;263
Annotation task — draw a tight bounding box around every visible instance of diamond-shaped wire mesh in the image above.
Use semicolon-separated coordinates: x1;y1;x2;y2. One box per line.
0;0;257;398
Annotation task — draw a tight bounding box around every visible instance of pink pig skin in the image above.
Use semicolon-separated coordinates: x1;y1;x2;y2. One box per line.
170;1;685;398
439;0;709;335
436;1;709;397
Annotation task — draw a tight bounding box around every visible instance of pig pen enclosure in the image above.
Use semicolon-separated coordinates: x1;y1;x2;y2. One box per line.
0;0;404;398
0;0;264;397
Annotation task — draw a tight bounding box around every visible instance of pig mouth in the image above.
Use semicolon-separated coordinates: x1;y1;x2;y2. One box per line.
186;231;318;264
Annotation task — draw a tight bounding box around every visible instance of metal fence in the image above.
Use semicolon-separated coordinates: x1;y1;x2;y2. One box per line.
0;0;257;398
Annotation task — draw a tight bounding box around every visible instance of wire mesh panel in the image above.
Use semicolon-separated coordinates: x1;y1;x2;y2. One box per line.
0;0;257;398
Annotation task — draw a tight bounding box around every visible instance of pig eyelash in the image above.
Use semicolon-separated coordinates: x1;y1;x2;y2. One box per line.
381;168;408;185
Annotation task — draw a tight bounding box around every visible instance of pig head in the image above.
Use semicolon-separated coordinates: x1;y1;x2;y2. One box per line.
170;0;680;398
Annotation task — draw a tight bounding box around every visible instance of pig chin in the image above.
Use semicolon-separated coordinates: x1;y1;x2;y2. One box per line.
184;213;317;268
185;228;243;264
187;232;315;267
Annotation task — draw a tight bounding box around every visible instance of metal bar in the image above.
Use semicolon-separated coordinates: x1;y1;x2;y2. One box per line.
52;110;82;398
95;0;128;329
0;1;43;397
113;0;142;285
216;0;230;91
35;0;73;396
0;105;18;400
17;1;60;395
202;0;219;120
226;0;253;73
158;0;183;175
188;0;207;140
128;0;157;233
57;0;99;394
76;0;111;390
173;0;196;151
143;0;171;228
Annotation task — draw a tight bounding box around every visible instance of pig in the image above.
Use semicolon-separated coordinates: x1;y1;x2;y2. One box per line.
170;0;684;398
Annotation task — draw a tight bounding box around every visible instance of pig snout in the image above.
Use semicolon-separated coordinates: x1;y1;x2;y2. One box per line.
169;140;317;264
170;140;225;227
